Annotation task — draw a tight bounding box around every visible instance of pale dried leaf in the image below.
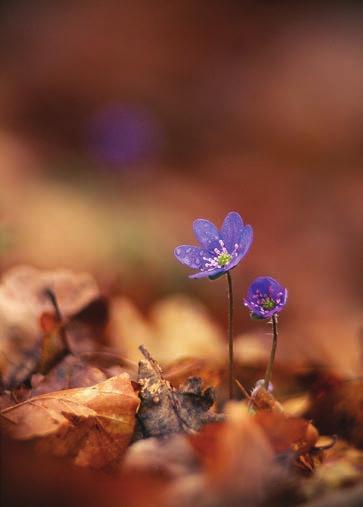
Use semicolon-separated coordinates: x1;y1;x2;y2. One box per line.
109;295;224;363
1;373;139;469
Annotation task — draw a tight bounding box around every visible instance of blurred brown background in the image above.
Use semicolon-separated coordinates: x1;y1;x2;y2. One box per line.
0;1;362;374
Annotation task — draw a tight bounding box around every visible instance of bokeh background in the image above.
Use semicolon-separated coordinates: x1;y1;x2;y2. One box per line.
0;1;362;374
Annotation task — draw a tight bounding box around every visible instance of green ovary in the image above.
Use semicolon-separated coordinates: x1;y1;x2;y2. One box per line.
217;253;232;267
261;297;276;310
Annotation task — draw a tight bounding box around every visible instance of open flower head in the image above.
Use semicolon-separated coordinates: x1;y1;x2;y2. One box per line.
174;212;253;279
244;276;287;319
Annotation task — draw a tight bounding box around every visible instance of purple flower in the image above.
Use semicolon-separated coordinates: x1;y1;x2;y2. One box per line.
174;212;253;279
244;276;287;319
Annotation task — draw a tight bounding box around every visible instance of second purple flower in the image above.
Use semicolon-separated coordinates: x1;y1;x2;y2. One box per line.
244;276;288;319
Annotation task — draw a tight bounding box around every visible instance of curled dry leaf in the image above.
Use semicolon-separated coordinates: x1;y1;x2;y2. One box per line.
188;402;277;503
123;434;199;479
314;439;363;487
254;411;319;455
0;265;100;330
245;382;285;412
64;297;110;355
239;381;321;474
136;346;222;438
0;265;100;388
108;296;224;363
0;373;139;469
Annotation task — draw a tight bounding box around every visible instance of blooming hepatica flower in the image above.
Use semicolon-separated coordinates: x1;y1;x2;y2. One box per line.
244;276;287;319
174;212;253;279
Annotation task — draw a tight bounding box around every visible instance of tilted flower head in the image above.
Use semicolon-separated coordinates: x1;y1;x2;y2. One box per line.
244;276;287;319
174;212;253;279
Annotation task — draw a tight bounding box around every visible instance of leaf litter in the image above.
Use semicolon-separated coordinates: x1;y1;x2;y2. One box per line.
0;265;362;507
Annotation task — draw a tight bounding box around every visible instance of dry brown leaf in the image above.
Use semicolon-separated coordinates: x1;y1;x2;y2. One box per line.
108;295;224;363
301;439;363;499
0;373;139;469
0;265;100;327
0;266;101;387
164;357;222;389
31;354;108;395
136;346;221;439
282;394;311;417
254;411;319;455
123;434;198;478
188;402;277;502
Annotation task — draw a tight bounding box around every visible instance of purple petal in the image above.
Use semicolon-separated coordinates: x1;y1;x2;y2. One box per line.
174;245;206;269
238;225;253;256
189;267;224;279
226;253;245;271
247;276;284;299
220;212;244;252
222;225;253;271
193;219;221;252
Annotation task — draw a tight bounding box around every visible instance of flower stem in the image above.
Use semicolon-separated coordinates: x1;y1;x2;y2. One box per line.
264;313;278;389
226;271;234;399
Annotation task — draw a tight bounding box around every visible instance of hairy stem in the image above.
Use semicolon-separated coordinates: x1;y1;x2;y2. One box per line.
264;313;278;389
226;271;234;399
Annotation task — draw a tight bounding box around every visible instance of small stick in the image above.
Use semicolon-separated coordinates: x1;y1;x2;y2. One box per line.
43;288;62;322
235;379;251;400
139;344;164;377
43;288;70;352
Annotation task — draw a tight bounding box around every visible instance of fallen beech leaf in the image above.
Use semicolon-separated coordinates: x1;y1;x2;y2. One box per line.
164;357;222;389
2;435;171;507
254;411;319;455
0;266;101;388
123;434;198;478
65;297;110;355
0;265;100;321
108;296;224;363
302;439;363;499
254;410;322;475
0;373;139;469
0;392;14;410
188;402;277;503
31;354;108;395
282;394;311;417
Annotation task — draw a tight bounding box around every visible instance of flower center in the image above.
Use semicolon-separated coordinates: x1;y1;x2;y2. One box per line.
217;252;232;267
201;239;239;272
261;297;276;310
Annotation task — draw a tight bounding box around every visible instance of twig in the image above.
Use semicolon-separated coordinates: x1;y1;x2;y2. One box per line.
235;379;251;400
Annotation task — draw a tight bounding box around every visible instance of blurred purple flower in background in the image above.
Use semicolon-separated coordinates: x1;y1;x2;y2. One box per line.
244;276;287;319
85;104;162;168
174;211;253;279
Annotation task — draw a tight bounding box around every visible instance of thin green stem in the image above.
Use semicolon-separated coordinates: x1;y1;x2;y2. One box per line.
264;313;278;389
226;271;234;399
